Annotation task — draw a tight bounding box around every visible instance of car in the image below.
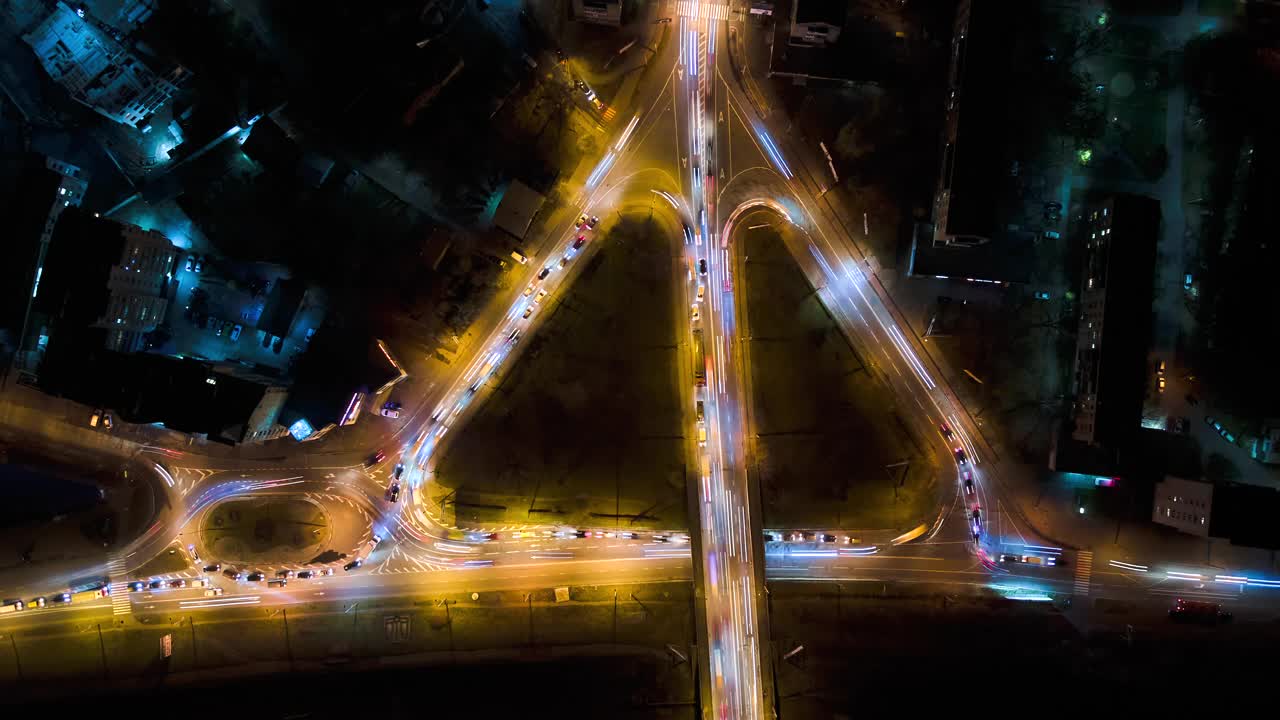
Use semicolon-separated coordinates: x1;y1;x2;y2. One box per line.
53;593;71;604
185;255;195;271
223;568;244;580
365;450;386;467
523;284;536;297
998;554;1020;563
102;412;113;429
268;578;287;587
764;532;781;542
230;324;242;341
148;579;164;590
190;578;207;588
193;255;204;273
128;581;146;592
344;559;363;572
1184;272;1194;290
1033;291;1051;300
652;534;670;543
560;255;571;268
1041;231;1060;240
587;215;599;228
537;267;551;281
296;570;316;579
819;534;837;543
534;289;548;304
321;568;334;576
963;471;974;494
246;572;266;582
393;463;404;480
381;406;401;418
203;588;224;597
510;250;529;265
1158;377;1166;393
272;336;284;353
969;509;982;539
508;329;520;344
691;304;701;322
683;224;695;244
522;306;534;319
573;236;586;251
696;284;705;302
371;534;383;547
1157;360;1166;376
699;259;707;275
939;422;954;440
29;596;46;608
169;579;187;589
90;411;101;428
953;447;968;466
576;213;590;228
187;543;200;561
203;563;221;573
262;332;273;348
697;425;707;446
276;569;295;579
1170;598;1232;625
386;483;401;503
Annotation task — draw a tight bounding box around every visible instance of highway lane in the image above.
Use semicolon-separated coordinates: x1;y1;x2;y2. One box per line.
674;9;769;719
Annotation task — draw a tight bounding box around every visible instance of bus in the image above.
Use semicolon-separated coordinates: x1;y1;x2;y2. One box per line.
693;330;706;387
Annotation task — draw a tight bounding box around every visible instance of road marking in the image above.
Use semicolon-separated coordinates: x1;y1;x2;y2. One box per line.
107;553;132;616
677;0;729;20
1073;550;1093;597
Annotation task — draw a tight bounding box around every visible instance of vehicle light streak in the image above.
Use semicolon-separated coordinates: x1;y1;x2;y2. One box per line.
1167;571;1203;581
615;114;640;151
754;126;792;178
1108;560;1149;572
586;152;617;188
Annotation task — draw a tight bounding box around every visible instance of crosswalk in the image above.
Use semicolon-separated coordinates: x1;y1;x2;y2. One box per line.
106;553;132;616
677;0;730;21
1073;550;1093;597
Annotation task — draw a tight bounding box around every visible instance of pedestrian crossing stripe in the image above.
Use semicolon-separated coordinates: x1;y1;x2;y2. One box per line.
1073;550;1093;597
603;106;617;120
107;553;133;616
677;1;730;21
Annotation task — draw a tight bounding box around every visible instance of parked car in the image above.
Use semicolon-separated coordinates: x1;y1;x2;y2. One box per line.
230;324;242;341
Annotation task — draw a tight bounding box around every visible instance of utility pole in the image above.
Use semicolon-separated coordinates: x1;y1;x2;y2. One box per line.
444;600;455;662
8;634;23;681
96;623;108;679
613;590;618;645
188;616;198;668
527;594;535;646
282;609;294;669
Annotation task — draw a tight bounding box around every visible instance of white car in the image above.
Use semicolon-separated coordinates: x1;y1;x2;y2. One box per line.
380;407;401;418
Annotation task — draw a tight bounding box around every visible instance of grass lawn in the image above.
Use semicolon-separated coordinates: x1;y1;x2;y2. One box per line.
0;581;696;706
744;227;936;531
436;216;687;529
130;543;192;579
199;497;332;563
